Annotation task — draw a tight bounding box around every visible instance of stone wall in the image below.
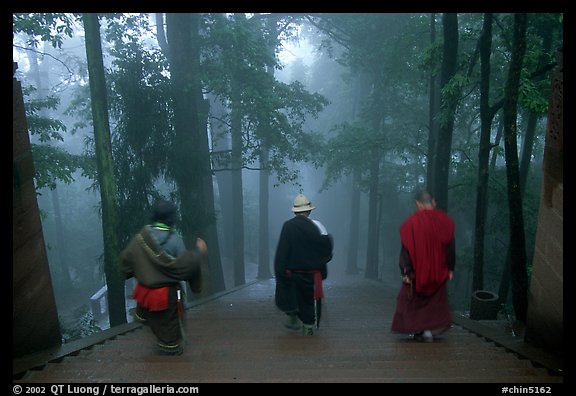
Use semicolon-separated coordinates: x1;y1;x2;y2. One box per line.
525;50;563;355
13;63;61;358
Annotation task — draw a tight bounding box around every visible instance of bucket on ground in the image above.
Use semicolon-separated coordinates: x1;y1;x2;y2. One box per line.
470;290;499;320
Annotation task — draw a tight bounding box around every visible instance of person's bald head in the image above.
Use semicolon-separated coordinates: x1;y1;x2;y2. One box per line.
415;190;436;210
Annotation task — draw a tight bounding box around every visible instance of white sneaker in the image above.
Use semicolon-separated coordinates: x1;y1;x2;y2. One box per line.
422;330;434;342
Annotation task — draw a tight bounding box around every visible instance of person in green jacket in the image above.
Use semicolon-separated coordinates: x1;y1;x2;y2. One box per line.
120;199;207;355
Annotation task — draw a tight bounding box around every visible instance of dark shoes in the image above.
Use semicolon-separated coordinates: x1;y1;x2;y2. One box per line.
282;313;314;335
157;343;183;356
283;313;301;330
302;324;314;336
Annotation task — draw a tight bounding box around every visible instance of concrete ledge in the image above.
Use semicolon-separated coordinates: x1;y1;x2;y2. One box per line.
13;280;260;379
13;322;141;378
452;312;563;376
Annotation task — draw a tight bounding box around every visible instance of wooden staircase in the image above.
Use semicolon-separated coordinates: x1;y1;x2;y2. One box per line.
14;276;563;383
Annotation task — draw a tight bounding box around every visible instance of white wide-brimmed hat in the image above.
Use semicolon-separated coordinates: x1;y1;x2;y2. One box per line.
291;193;315;212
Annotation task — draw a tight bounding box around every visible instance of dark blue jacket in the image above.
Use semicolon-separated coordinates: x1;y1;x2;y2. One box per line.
274;215;333;277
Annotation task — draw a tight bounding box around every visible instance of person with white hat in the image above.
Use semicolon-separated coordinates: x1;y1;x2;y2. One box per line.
274;193;333;335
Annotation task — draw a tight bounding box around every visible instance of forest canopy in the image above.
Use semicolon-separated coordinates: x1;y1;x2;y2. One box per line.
13;12;562;339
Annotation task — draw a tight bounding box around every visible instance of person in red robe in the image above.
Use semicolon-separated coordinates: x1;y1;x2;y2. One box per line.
391;190;455;342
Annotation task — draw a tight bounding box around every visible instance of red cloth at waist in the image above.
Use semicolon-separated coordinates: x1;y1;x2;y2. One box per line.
289;270;324;300
132;283;170;311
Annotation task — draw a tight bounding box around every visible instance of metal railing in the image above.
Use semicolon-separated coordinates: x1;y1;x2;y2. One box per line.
90;279;196;325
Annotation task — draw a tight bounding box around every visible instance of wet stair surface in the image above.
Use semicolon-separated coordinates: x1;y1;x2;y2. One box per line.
14;275;563;383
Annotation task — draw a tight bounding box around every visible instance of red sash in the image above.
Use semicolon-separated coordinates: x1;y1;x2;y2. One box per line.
313;271;324;300
132;283;170;311
290;270;324;300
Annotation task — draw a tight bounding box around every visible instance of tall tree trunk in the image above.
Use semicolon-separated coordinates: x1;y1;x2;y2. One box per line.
471;13;493;292
497;251;512;306
230;79;245;286
496;114;537;308
364;145;380;280
519;112;537;195
257;144;272;279
50;188;73;288
155;13;168;54
346;74;366;275
502;13;528;323
496;17;552;306
433;13;458;211
166;13;225;294
426;13;440;192
196;12;225;293
198;96;226;294
209;93;234;266
364;76;385;280
82;13;125;326
166;13;202;243
489;117;504;171
256;21;277;280
346;169;361;275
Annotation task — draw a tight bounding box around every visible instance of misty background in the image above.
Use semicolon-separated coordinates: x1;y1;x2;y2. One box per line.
12;13;562;342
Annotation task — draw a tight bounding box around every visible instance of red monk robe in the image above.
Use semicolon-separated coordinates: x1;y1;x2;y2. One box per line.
391;207;455;335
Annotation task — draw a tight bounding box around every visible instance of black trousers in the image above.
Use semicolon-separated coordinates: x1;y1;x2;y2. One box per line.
275;271;322;326
136;285;182;347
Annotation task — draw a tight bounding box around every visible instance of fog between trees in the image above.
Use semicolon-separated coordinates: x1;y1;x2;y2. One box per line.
13;13;562;340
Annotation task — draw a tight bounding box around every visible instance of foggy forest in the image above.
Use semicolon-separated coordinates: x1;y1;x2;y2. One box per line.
13;13;563;344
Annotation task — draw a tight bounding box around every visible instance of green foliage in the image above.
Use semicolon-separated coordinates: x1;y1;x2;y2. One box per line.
59;305;101;344
439;72;469;128
418;40;443;76
320;121;374;188
22;86;66;140
241;77;329;185
31;144;86;190
202;13;274;96
518;78;549;114
440;72;469;98
23;86;88;190
306;13;432;192
103;14;174;243
63;84;93;133
13;13;77;49
203;14;330;184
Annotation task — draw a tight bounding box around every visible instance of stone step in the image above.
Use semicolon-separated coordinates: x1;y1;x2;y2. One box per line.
23;365;560;383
